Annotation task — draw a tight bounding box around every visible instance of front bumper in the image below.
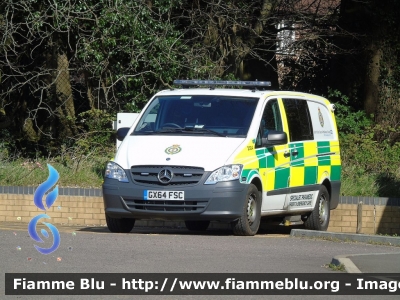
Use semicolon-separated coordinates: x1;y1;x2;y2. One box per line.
102;175;248;222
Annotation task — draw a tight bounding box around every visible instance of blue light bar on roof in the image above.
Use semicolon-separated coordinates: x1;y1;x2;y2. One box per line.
173;79;271;87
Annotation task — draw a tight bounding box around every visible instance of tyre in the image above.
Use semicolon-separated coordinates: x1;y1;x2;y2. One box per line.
231;184;261;236
185;220;210;231
303;185;330;231
106;214;135;233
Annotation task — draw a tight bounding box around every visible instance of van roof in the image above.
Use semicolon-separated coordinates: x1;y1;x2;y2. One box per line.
154;88;329;103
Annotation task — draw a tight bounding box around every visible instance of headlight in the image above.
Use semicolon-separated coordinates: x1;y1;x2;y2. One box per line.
104;161;129;182
204;164;243;185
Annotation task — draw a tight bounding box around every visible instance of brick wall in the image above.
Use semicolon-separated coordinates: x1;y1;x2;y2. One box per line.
0;193;107;226
0;188;399;234
328;203;400;235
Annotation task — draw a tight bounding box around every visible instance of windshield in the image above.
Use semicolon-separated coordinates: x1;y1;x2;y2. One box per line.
133;95;258;137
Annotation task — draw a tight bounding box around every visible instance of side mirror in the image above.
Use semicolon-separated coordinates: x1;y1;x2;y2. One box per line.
262;130;288;147
116;127;130;141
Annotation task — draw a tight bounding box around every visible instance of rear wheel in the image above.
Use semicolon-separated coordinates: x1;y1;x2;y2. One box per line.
231;184;261;236
106;214;135;233
303;185;330;231
185;220;210;231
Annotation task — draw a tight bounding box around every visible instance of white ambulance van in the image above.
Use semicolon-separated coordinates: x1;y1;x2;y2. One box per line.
102;80;341;236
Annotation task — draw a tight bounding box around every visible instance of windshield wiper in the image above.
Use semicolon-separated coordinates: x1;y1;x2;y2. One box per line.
156;128;185;133
183;127;226;137
155;127;226;137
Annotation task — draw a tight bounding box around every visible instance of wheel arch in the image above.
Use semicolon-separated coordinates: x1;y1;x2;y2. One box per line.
250;176;262;194
250;177;263;210
321;178;336;209
245;169;262;196
321;178;331;199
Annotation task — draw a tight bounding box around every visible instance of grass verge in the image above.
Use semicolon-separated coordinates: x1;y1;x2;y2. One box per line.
0;155;110;188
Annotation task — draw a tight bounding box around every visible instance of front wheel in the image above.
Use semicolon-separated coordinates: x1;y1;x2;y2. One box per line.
303;185;330;231
106;214;135;233
231;184;261;236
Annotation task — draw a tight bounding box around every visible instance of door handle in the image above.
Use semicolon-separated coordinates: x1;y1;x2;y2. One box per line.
291;149;298;156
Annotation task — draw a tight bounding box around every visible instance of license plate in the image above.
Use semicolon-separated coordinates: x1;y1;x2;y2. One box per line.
144;190;184;200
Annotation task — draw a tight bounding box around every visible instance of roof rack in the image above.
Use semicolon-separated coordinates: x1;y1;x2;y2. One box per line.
173;79;271;89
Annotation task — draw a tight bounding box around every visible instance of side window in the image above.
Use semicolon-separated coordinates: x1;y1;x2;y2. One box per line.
256;99;283;148
282;98;314;141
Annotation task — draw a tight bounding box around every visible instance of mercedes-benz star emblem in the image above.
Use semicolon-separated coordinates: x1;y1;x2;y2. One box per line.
158;168;173;184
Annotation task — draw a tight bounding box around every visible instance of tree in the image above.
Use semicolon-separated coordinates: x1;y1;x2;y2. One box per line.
0;0;212;156
272;0;345;93
2;0;397;158
336;0;400;142
1;1;78;147
177;0;281;86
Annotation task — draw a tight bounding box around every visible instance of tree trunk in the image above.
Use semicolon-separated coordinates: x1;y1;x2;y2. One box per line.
364;43;381;118
55;52;77;137
56;53;75;117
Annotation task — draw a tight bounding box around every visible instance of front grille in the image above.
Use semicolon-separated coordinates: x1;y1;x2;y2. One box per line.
131;165;204;186
123;198;208;212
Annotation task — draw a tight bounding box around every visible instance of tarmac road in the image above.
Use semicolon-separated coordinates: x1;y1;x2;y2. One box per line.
0;222;399;300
